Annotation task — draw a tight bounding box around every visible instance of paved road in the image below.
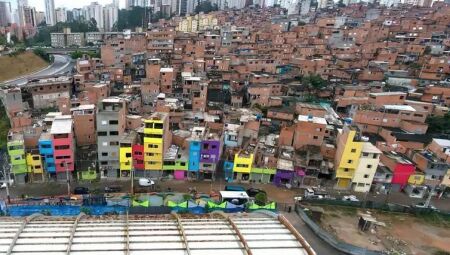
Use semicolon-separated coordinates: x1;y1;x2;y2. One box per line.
2;54;74;86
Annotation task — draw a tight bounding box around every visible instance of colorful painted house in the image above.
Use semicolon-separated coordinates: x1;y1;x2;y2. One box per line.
7;131;27;183
143;112;170;176
50;115;75;181
232;149;254;181
334;125;363;189
163;145;189;180
199;133;222;180
26;152;44;182
119;132;137;178
224;161;234;182
380;151;416;191
251;167;276;184
175;149;189;180
38;132;55;174
132;144;145;171
274;158;295;186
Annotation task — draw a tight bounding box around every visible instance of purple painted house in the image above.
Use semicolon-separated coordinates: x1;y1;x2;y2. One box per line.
200;140;221;164
273;158;295;186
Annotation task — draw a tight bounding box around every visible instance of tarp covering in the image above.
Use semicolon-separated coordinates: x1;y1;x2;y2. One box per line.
207;201;227;209
248;202;276;210
132;200;149;207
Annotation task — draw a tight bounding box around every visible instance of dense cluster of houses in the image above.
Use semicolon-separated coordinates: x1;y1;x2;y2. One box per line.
1;4;450;197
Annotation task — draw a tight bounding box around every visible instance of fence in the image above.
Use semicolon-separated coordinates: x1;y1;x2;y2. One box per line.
301;198;450;217
295;204;382;255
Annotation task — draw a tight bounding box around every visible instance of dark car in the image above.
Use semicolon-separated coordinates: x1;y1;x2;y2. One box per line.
73;187;89;195
246;188;266;197
225;185;246;192
104;186;121;193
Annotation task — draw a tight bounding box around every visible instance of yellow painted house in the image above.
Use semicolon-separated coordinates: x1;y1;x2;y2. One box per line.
143;113;169;171
26;153;44;182
233;152;254;173
119;132;137;176
335;126;363;189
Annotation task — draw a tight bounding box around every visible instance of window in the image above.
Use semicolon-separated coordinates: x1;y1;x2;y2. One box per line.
372;154;378;159
109;120;118;125
211;145;217;149
154;123;163;129
367;164;372;169
236;164;249;168
347;160;353;164
148;144;159;149
180;162;186;166
32;156;40;161
144;134;162;138
362;153;369;157
357;183;365;187
313;136;318;139
351;148;356;153
110;141;119;146
101;161;108;165
102;152;108;156
203;143;209;150
126;153;131;158
55;145;70;150
97;131;107;136
110;131;119;136
344;168;349;172
364;174;369;178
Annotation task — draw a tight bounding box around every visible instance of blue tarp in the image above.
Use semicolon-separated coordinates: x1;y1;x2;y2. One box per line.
7;205;127;216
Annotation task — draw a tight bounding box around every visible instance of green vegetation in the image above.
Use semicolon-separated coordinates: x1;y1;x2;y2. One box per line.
114;7;170;31
415;211;450;228
195;1;218;14
0;35;6;45
33;47;53;62
426;113;450;134
0;51;48;82
27;19;99;46
254;192;268;206
302;74;327;90
70;50;100;59
0;101;10;150
434;251;450;255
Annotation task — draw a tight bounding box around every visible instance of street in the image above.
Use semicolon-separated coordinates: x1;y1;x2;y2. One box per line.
2;54;74;86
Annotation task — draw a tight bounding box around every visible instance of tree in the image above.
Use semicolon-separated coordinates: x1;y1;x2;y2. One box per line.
195;1;218;14
0;35;6;45
255;192;268;206
426;113;450;134
33;47;52;62
337;0;346;7
302;74;326;90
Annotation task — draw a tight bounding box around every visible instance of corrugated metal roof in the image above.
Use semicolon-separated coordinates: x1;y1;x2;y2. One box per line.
0;213;314;255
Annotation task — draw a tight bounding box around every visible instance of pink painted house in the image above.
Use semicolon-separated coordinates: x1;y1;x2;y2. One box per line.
50;115;75;180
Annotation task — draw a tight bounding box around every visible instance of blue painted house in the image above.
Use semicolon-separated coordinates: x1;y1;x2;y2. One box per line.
223;161;234;182
38;133;55;174
188;140;201;172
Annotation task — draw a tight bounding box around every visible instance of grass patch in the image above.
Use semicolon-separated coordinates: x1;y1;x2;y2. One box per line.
0;51;48;82
0;101;10;149
434;251;450;255
415;212;450;228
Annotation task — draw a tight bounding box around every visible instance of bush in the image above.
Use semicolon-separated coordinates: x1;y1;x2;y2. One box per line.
255;192;267;206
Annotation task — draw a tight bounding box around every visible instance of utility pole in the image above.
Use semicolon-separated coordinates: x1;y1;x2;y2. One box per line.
1;157;11;204
65;161;70;197
130;163;134;195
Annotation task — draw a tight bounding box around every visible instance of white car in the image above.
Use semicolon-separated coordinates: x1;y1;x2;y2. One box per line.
342;195;360;202
0;183;6;189
414;202;437;210
138;178;155;187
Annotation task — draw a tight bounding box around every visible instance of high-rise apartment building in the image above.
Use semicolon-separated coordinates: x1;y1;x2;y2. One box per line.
23;6;37;27
85;2;104;30
0;1;12;26
35;11;46;25
45;0;56;25
55;8;67;23
103;4;118;32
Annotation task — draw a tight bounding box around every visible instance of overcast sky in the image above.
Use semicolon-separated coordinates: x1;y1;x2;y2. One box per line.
11;0;125;12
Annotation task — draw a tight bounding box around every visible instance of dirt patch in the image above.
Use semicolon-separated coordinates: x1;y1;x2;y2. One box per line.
0;51;48;82
313;205;450;254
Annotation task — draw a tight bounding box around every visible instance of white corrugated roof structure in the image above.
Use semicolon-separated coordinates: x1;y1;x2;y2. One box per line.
0;213;315;255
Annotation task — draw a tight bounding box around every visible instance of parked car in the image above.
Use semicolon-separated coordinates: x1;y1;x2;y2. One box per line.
73;187;89;195
138;178;155;187
225;185;246;192
342;195;360;202
104;186;121;193
414;202;438;211
0;182;7;189
246;188;266;197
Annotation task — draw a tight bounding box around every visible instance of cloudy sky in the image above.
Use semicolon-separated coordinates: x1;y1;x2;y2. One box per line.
11;0;125;12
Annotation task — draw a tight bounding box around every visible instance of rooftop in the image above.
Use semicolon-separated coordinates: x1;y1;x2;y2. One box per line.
369;92;406;96
297;115;327;125
383;105;416;112
0;213;315;255
362;142;381;154
50;115;73;134
433;138;450;148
